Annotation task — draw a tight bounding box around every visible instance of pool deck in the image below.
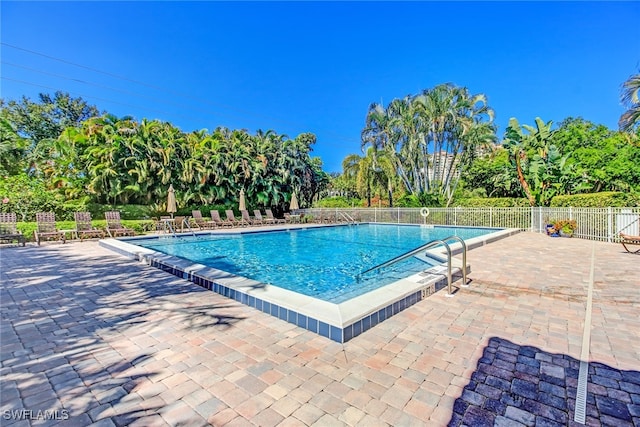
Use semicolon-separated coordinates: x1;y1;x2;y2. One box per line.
1;231;639;426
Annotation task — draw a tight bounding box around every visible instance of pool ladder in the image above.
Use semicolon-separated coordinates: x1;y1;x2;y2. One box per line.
161;217;197;237
338;212;357;224
358;235;468;297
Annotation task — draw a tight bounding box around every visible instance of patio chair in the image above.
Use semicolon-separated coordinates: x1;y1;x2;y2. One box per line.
227;209;248;227
0;213;25;246
211;210;233;228
74;212;105;240
240;210;259;226
254;210;272;225
620;232;640;254
34;212;65;245
105;211;135;238
192;210;216;229
266;209;285;224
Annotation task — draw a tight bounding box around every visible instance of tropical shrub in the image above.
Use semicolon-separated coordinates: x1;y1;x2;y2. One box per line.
452;197;530;207
395;194;422;207
0;174;60;221
176;204;231;217
15;219;156;242
550;192;640;207
314;197;360;208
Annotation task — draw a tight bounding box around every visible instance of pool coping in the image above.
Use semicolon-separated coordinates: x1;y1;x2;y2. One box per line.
99;223;520;342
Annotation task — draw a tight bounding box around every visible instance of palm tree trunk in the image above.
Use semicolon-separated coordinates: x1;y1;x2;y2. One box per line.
516;155;536;206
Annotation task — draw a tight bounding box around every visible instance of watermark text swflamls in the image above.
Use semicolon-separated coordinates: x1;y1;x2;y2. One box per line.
2;409;70;421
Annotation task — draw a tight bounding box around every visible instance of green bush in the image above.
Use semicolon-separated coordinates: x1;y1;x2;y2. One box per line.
395;194;423;207
452;197;530;207
0;174;59;221
550;192;640;207
314;197;361;208
115;205;154;220
177;204;231;217
59;198;91;220
84;204;156;220
15;219;156;242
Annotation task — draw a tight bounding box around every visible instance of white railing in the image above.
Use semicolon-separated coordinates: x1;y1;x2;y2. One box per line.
300;207;640;243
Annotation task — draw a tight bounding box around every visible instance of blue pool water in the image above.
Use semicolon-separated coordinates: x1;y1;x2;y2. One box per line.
128;224;497;303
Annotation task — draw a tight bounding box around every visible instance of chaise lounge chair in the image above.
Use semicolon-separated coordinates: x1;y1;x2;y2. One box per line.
620;232;640;254
253;210;271;225
227;209;248;227
211;210;233;228
266;209;285;224
105;211;135;237
192;210;216;229
0;213;25;246
74;212;105;240
34;212;65;245
241;210;260;226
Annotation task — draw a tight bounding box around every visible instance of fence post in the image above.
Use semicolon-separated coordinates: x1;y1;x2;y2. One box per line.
454;207;457;226
531;207;535;232
608;207;612;243
490;207;493;228
374;207;377;223
540;207;543;233
397;207;400;224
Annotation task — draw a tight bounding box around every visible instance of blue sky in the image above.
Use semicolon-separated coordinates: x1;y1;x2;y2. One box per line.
1;1;639;172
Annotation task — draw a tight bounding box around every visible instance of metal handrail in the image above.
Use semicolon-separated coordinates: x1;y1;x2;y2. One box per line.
339;212;356;224
358;240;445;276
445;235;468;287
358;239;453;296
358;234;470;297
181;217;197;237
162;220;176;237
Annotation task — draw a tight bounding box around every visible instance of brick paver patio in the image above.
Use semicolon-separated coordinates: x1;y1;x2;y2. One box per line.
1;232;638;426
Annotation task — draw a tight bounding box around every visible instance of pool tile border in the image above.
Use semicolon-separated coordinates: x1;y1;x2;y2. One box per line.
100;225;519;343
138;257;437;342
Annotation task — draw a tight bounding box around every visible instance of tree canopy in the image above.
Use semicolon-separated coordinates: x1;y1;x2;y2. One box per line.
0;92;329;218
360;83;497;207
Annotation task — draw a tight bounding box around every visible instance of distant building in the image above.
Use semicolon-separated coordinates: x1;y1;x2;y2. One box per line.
429;151;460;181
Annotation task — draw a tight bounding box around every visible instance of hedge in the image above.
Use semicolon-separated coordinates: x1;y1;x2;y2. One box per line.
550;192;640;208
452;197;530;207
14;219;156;243
314;197;362;208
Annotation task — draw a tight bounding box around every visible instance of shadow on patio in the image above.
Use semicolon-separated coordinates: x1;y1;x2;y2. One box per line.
0;244;247;425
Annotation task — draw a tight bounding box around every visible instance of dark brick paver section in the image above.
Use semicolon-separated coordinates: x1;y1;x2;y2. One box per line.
449;338;640;426
1;232;639;426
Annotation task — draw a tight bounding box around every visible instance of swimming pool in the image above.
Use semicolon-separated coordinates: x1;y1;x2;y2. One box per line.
101;223;518;342
127;224;494;303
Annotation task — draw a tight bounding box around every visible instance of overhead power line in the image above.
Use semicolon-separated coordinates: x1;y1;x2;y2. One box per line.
1;77;208;124
1;42;361;146
1;61;242;123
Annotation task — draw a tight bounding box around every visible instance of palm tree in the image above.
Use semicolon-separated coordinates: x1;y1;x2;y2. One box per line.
342;152;374;206
362;101;419;195
502;118;536;206
619;72;640;132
